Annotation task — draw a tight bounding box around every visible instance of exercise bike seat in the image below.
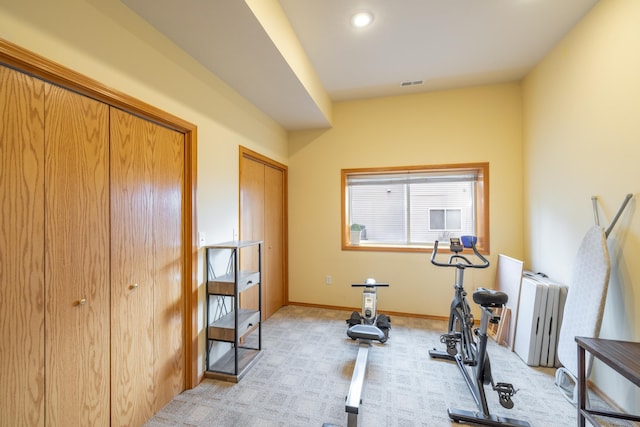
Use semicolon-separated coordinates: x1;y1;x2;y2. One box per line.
347;324;386;342
472;288;508;307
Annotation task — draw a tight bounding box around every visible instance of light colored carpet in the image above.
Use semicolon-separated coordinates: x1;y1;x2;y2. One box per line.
146;305;630;427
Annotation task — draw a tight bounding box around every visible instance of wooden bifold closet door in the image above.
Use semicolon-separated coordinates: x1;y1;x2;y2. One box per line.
110;109;156;426
0;62;47;427
44;82;111;426
239;149;286;320
0;66;112;426
0;63;186;427
110;108;185;427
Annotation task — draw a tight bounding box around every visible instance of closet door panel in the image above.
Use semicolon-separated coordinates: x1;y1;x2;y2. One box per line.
152;124;185;411
44;83;111;426
110;108;185;424
110;108;155;427
264;165;284;319
0;66;45;427
239;157;264;310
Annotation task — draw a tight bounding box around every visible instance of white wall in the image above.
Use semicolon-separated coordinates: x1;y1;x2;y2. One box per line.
523;0;640;412
0;0;289;376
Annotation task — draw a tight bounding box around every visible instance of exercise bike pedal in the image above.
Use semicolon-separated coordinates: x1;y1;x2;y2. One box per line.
439;332;461;356
494;382;518;409
439;332;461;343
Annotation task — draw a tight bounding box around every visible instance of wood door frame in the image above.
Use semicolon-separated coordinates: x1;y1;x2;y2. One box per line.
0;38;200;388
239;146;289;307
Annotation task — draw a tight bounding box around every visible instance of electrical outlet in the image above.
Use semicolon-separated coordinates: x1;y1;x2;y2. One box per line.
325;275;332;285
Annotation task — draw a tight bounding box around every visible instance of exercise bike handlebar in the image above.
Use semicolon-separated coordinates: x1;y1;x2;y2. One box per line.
431;238;490;270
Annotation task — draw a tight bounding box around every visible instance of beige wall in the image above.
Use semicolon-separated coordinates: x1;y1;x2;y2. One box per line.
288;84;524;317
523;0;640;411
0;0;289;376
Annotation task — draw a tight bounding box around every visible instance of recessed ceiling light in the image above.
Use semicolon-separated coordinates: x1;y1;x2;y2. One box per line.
351;11;374;28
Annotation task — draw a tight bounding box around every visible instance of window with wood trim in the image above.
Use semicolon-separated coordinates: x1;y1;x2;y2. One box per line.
342;163;489;253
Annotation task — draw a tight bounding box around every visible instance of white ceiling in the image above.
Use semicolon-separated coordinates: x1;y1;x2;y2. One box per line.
121;0;598;130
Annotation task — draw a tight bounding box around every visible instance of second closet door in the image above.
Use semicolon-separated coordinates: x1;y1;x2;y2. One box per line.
110;108;184;427
44;83;111;426
110;108;155;427
239;151;286;320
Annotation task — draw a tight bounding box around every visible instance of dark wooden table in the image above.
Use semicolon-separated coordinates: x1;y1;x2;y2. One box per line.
576;336;640;426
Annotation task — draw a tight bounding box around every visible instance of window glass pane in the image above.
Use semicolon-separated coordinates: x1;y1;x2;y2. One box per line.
411;181;474;242
350;184;406;242
351;178;475;243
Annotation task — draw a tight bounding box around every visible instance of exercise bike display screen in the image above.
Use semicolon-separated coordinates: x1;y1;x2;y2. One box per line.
449;237;463;253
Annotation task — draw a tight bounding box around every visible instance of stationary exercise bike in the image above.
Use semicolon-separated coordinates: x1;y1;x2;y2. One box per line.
429;236;530;427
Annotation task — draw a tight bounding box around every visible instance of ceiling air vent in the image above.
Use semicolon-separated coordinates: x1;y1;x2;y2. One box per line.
400;80;424;87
